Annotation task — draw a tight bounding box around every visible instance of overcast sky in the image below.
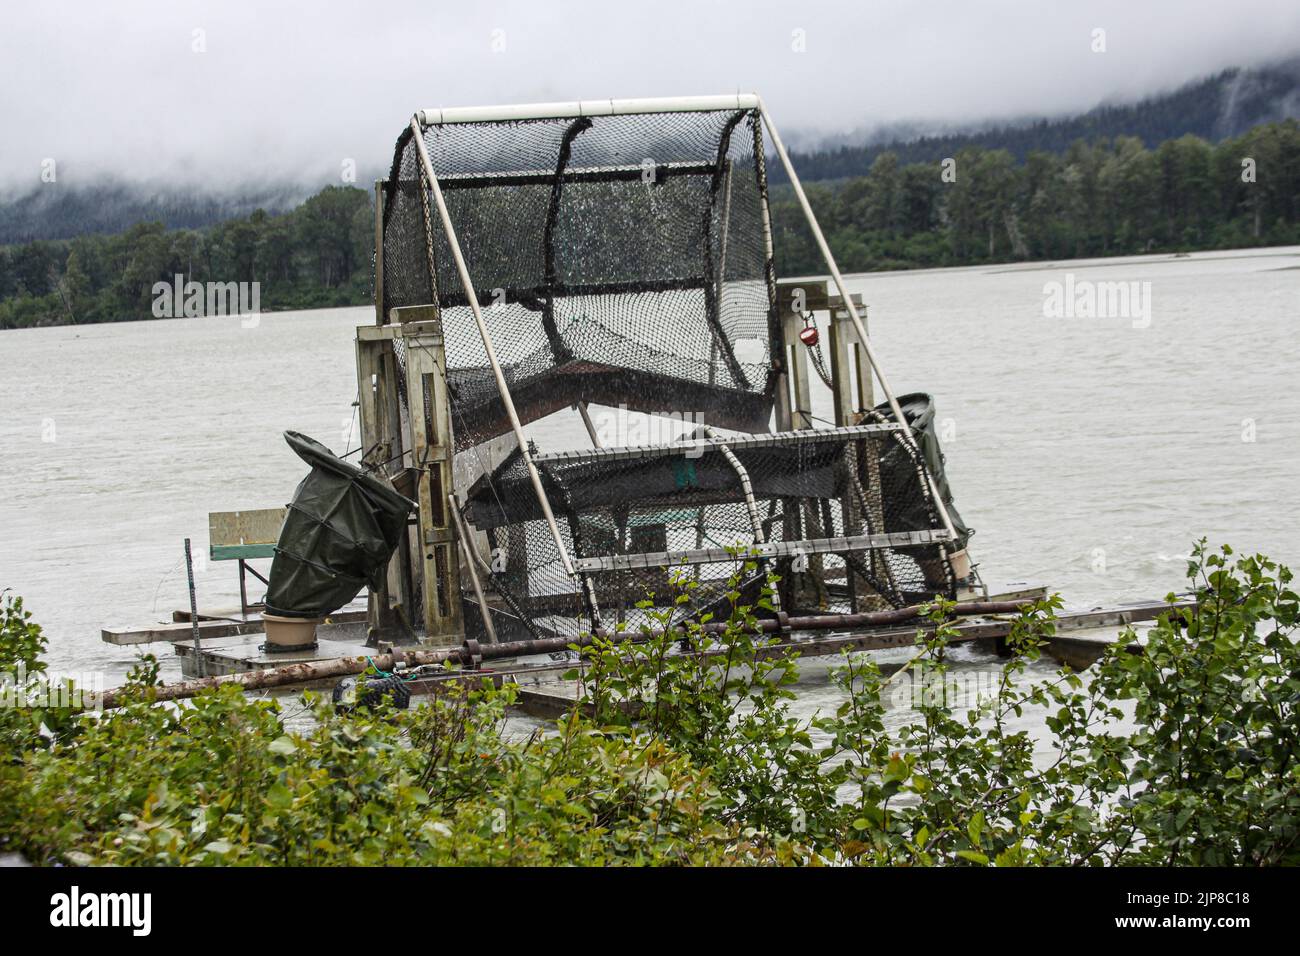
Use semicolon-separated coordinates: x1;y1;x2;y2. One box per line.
2;0;1298;192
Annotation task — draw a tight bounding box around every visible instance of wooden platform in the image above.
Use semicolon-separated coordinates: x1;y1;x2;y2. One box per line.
173;620;372;679
166;594;1185;689
102;601;369;646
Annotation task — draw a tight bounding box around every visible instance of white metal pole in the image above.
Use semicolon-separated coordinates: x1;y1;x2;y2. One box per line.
755;97;962;549
408;117;578;577
419;93;760;127
448;493;498;643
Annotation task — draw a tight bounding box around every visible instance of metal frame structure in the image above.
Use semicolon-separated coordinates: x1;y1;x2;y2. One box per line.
361;93;972;645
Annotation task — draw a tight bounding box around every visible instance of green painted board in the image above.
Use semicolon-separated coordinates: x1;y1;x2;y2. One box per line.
210;543;278;561
208;508;286;561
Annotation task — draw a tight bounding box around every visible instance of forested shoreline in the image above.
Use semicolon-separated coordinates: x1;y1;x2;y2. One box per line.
1;119;1297;331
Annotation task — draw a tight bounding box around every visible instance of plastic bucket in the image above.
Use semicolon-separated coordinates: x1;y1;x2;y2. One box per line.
261;612;321;648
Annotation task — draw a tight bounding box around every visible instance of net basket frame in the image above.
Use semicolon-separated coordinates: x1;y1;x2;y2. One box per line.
366;94;967;640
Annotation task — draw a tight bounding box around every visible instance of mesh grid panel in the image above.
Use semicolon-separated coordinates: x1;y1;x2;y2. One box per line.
383;109;778;449
462;426;953;636
379;105;955;638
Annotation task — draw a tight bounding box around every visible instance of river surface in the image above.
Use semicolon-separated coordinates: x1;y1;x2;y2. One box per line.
2;246;1298;736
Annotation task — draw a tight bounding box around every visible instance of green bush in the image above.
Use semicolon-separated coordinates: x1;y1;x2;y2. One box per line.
0;541;1295;866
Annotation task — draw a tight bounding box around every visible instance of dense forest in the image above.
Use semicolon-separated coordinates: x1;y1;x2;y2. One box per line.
0;186;373;328
1;119;1298;330
772;118;1300;275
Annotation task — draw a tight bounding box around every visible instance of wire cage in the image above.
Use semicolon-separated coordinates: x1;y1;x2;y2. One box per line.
372;95;965;640
382;103;779;448
462;422;955;637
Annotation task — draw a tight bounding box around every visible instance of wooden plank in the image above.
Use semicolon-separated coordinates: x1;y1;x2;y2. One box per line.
399;600;1185;695
147;597;1189;689
985;584;1051;604
103;618;266;646
402;324;463;645
782;312;814;430
390;304;440;326
776;279;830;314
355;331;404;641
103;605;369;645
170;601;366;624
1051;600;1191;632
172;607;260;623
774;279;826;430
207;508;286;559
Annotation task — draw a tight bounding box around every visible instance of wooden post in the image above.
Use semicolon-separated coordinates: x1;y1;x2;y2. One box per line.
828;298;890;611
355;331;408;641
396;309;463;645
774;279;824;431
184;538;203;678
829;296;871;424
773;280;826;607
448;494;497;643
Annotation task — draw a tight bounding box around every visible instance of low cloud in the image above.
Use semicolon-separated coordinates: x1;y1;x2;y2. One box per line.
1;0;1297;193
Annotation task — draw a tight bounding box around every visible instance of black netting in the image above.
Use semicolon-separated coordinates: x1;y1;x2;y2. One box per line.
383;109;778;448
378;106;957;639
462;426;953;636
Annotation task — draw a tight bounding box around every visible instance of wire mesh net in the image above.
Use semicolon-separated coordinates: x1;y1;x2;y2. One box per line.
459;423;954;636
383;108;779;448
379;105;957;638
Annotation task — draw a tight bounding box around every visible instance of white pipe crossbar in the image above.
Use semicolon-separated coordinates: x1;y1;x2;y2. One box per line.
418;94;759;127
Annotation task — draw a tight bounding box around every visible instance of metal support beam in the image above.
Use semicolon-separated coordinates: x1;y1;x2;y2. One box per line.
534;421;901;464
448;494;497;643
701;426;765;546
575;529;953;574
575;402;602;447
418;94;760;127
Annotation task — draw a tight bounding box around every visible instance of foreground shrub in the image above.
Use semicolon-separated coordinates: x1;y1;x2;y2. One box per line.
0;540;1294;865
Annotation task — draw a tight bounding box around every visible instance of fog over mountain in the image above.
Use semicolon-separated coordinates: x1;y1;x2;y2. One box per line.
1;0;1298;241
773;59;1300;182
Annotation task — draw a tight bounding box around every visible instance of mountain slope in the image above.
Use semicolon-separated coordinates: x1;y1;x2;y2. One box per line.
774;58;1300;182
